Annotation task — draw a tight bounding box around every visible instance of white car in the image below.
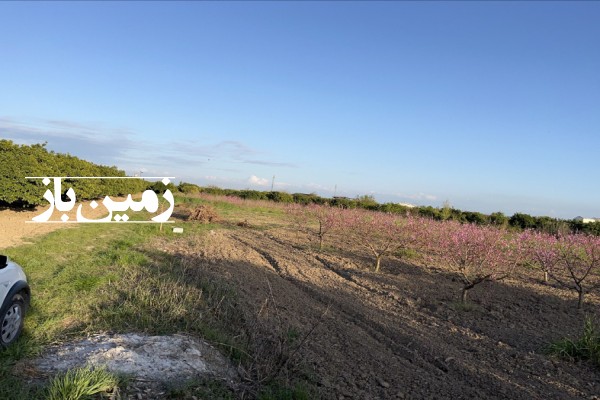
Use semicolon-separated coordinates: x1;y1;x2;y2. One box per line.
0;255;30;347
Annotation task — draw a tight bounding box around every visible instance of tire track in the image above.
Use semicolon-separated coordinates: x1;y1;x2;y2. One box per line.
226;229;549;399
229;234;286;276
226;231;470;393
314;254;386;296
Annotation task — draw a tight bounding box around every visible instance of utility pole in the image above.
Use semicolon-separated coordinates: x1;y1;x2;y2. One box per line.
271;175;275;191
334;184;337;197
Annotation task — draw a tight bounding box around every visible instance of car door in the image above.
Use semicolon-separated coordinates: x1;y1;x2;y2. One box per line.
0;256;12;306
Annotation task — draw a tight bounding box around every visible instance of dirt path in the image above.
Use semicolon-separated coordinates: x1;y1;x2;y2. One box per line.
0;201;118;250
164;226;600;399
0;207;66;249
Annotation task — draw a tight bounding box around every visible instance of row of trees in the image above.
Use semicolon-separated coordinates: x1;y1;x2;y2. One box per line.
0;140;147;207
196;186;600;237
286;203;600;309
3;140;596;236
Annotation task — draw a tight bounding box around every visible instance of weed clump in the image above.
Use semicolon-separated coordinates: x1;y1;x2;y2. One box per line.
46;366;119;400
546;317;600;366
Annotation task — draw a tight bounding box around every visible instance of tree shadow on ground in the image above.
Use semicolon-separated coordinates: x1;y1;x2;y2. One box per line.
86;235;600;400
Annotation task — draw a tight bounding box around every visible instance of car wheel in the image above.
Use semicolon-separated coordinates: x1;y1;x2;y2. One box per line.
0;293;26;347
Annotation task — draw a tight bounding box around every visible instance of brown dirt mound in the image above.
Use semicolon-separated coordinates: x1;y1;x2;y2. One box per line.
187;205;219;223
237;219;252;228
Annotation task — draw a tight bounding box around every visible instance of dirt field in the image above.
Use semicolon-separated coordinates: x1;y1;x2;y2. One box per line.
159;218;600;400
4;202;600;399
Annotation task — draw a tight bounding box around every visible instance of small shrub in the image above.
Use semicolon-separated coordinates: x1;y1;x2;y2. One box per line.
395;247;419;260
177;182;201;194
267;191;294;203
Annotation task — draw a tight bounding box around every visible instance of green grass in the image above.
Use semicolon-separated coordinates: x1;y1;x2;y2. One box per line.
546;317;600;366
46;366;120;400
395;247;421;261
0;198;317;399
7;224;156;343
1;218;243;397
175;194;287;221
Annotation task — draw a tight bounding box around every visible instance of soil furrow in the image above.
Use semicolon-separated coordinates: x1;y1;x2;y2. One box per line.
222;228;593;399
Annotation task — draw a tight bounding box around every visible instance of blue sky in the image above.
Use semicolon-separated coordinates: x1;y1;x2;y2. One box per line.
1;1;599;218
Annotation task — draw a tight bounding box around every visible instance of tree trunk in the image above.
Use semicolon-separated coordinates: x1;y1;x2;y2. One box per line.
461;287;469;303
578;290;585;309
543;271;548;284
375;255;382;273
318;222;324;251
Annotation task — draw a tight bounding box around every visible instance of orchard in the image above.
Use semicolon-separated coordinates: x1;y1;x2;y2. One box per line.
286;202;600;308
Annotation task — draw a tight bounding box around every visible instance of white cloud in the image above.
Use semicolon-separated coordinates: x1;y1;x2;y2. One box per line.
1;117;145;166
1;117;295;173
248;175;269;187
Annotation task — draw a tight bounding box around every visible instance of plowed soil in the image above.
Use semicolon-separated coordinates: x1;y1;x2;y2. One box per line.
162;220;600;400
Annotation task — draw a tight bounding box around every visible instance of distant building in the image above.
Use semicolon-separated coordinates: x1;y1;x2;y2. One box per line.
574;216;600;224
